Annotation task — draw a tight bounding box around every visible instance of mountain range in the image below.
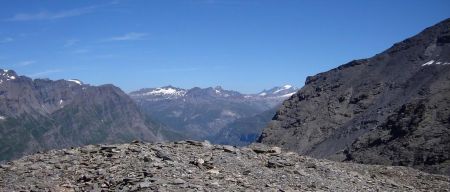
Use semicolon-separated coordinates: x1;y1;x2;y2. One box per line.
0;69;163;161
1;18;448;179
130;85;298;144
259;18;450;175
0;67;297;161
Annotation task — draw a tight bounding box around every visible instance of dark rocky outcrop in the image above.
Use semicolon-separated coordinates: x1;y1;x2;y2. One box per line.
0;141;448;191
259;18;450;175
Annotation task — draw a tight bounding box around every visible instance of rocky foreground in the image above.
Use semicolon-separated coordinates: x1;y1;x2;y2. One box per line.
0;141;449;191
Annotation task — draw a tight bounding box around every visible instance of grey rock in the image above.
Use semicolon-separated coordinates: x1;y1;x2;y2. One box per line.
155;150;172;161
259;18;450;176
172;178;186;185
249;143;272;154
0;142;448;191
0;70;164;162
222;145;237;153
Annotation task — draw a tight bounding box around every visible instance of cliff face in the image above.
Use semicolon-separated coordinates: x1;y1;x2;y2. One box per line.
258;18;450;175
0;71;162;161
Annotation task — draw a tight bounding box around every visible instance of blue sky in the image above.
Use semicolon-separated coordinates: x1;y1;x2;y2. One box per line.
0;0;449;93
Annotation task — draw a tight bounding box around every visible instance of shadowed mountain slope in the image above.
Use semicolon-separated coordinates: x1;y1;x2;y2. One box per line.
259;18;450;175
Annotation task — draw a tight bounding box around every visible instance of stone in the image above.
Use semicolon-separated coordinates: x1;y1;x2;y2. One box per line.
0;141;448;191
206;169;220;174
223;145;236;153
269;147;282;154
139;181;151;188
195;158;204;165
249;143;271;154
155;151;172;161
173;178;186;185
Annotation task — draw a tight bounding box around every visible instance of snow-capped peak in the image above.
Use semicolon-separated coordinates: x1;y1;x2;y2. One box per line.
137;86;187;98
1;69;17;81
273;84;295;94
150;87;179;95
256;84;298;98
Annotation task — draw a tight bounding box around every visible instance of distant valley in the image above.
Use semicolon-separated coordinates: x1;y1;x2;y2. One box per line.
129;85;298;145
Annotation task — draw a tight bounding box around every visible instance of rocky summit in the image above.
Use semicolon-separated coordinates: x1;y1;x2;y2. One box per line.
0;141;449;191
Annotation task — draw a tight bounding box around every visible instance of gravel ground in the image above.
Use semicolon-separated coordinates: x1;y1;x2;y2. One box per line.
0;141;449;191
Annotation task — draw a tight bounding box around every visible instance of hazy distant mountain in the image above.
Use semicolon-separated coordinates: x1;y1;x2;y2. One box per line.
211;106;280;146
0;69;163;161
259;18;450;175
130;85;298;143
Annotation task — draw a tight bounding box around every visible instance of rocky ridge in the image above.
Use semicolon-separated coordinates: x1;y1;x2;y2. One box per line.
0;141;449;191
0;70;163;161
259;18;450;175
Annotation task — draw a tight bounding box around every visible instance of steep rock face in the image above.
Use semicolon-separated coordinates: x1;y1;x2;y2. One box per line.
259;18;450;175
0;70;162;161
0;141;448;191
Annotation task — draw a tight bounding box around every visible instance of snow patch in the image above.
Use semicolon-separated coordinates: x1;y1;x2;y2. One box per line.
273;89;282;94
59;99;64;105
274;85;293;94
280;92;296;97
1;71;17;81
144;87;184;96
259;92;267;96
0;116;5;120
422;60;450;66
221;110;237;117
67;79;82;85
171;111;183;117
422;60;434;66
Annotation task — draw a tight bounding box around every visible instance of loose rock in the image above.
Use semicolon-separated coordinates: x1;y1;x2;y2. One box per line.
0;142;448;191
